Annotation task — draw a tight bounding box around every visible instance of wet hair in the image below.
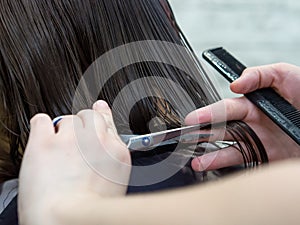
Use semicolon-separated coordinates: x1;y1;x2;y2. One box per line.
0;0;267;184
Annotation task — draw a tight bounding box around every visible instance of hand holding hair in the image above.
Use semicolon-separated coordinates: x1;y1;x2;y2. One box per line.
185;63;300;171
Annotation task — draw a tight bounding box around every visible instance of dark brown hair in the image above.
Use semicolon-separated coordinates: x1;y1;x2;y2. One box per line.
0;0;267;183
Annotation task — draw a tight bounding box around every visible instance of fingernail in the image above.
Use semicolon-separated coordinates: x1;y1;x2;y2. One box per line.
93;100;109;110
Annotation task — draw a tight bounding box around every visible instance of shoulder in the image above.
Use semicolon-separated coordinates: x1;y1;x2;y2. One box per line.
0;179;18;225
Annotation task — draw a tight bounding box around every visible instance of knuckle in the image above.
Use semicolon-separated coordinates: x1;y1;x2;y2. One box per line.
274;62;292;74
243;67;252;75
275;62;289;68
223;98;234;110
224;99;234;117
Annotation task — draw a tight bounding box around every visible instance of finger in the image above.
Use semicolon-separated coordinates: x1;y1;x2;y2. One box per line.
230;65;276;94
191;147;245;172
230;63;298;94
55;115;83;133
185;97;252;125
92;100;118;136
30;114;55;140
184;126;239;143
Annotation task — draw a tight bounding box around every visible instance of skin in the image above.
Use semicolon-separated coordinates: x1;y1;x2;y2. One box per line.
18;101;132;225
18;63;300;225
185;63;300;171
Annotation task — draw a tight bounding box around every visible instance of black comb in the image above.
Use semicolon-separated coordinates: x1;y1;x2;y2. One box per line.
202;47;300;146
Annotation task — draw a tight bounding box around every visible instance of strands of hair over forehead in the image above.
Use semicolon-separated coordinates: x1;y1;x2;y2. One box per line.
0;0;268;182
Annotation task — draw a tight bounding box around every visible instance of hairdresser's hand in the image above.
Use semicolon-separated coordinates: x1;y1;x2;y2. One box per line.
185;63;300;171
18;100;131;225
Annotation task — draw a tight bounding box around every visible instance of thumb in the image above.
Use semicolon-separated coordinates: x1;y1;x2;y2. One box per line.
230;64;279;94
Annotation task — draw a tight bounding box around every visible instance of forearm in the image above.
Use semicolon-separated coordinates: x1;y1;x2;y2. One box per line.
56;159;300;225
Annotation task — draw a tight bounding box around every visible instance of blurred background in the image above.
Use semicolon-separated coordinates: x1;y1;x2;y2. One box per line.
169;0;300;98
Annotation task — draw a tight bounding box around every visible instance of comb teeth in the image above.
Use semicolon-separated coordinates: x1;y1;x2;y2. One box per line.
261;89;300;127
203;47;300;145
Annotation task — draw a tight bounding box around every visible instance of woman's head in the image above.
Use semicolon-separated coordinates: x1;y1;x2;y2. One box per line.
0;0;267;183
0;0;210;181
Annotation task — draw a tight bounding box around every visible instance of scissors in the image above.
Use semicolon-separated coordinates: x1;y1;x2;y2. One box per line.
120;123;213;151
53;117;213;152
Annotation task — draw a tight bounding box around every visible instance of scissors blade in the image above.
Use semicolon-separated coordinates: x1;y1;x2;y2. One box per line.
122;123;212;151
